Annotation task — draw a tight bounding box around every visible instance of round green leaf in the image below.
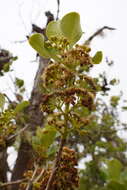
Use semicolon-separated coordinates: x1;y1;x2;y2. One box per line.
15;101;30;113
29;33;60;61
33;126;57;149
107;159;122;180
92;51;103;64
46;20;63;40
15;78;24;88
60;12;83;45
46;12;83;45
29;33;51;58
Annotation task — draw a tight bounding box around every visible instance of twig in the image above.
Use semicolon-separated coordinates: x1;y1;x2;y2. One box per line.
85;26;116;45
25;164;39;190
45;11;54;25
13;39;27;43
56;0;60;20
0;179;26;187
45;136;66;190
7;125;29;141
34;168;45;183
0;56;14;64
3;93;12;103
17;1;29;34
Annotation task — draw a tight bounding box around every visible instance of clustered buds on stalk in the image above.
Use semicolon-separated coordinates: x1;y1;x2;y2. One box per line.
27;12;103;190
40;44;97;135
20;147;79;190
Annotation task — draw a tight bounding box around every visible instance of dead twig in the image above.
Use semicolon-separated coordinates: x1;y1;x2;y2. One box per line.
25;164;39;190
34;168;45;183
3;93;12;104
7;125;29;142
13;39;27;43
0;179;26;187
85;26;116;45
56;0;60;20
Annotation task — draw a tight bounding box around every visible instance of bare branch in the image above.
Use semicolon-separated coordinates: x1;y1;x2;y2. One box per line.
3;93;13;104
13;39;27;43
0;56;14;64
34;169;45;183
56;0;60;20
85;26;116;45
25;164;39;190
7;125;29;142
0;179;26;187
45;11;54;25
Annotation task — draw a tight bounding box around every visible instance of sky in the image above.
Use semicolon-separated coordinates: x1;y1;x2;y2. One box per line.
0;0;127;172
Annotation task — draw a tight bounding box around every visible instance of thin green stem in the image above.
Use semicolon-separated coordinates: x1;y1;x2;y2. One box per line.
45;104;69;190
45;135;66;190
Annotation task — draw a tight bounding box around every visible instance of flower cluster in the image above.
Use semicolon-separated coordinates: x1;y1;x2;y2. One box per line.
39;44;97;135
20;147;79;190
0;110;16;150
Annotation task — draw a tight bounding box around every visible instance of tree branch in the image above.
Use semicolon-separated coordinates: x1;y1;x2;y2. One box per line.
0;179;26;187
34;169;45;183
10;11;54;190
25;164;39;190
13;39;27;43
85;26;116;45
7;125;29;142
56;0;60;20
3;93;13;104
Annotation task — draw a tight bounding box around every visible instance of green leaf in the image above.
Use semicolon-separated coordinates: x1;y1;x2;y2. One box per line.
32;126;57;157
15;78;24;88
46;12;83;45
15;101;30;113
60;12;83;45
47;144;57;157
29;33;51;58
29;12;83;60
122;106;127;111
36;125;57;148
110;96;120;107
92;51;103;64
79;177;88;190
107;159;122;181
110;79;119;86
107;181;126;190
12;56;18;61
120;169;127;182
3;63;10;72
0;93;5;110
29;33;60;61
46;20;63;39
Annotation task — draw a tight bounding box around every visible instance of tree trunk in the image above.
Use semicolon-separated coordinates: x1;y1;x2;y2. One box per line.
0;149;8;190
10;57;49;190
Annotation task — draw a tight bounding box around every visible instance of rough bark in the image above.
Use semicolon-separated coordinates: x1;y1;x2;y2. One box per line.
10;141;32;190
10;57;49;190
1;11;53;190
0;149;8;190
